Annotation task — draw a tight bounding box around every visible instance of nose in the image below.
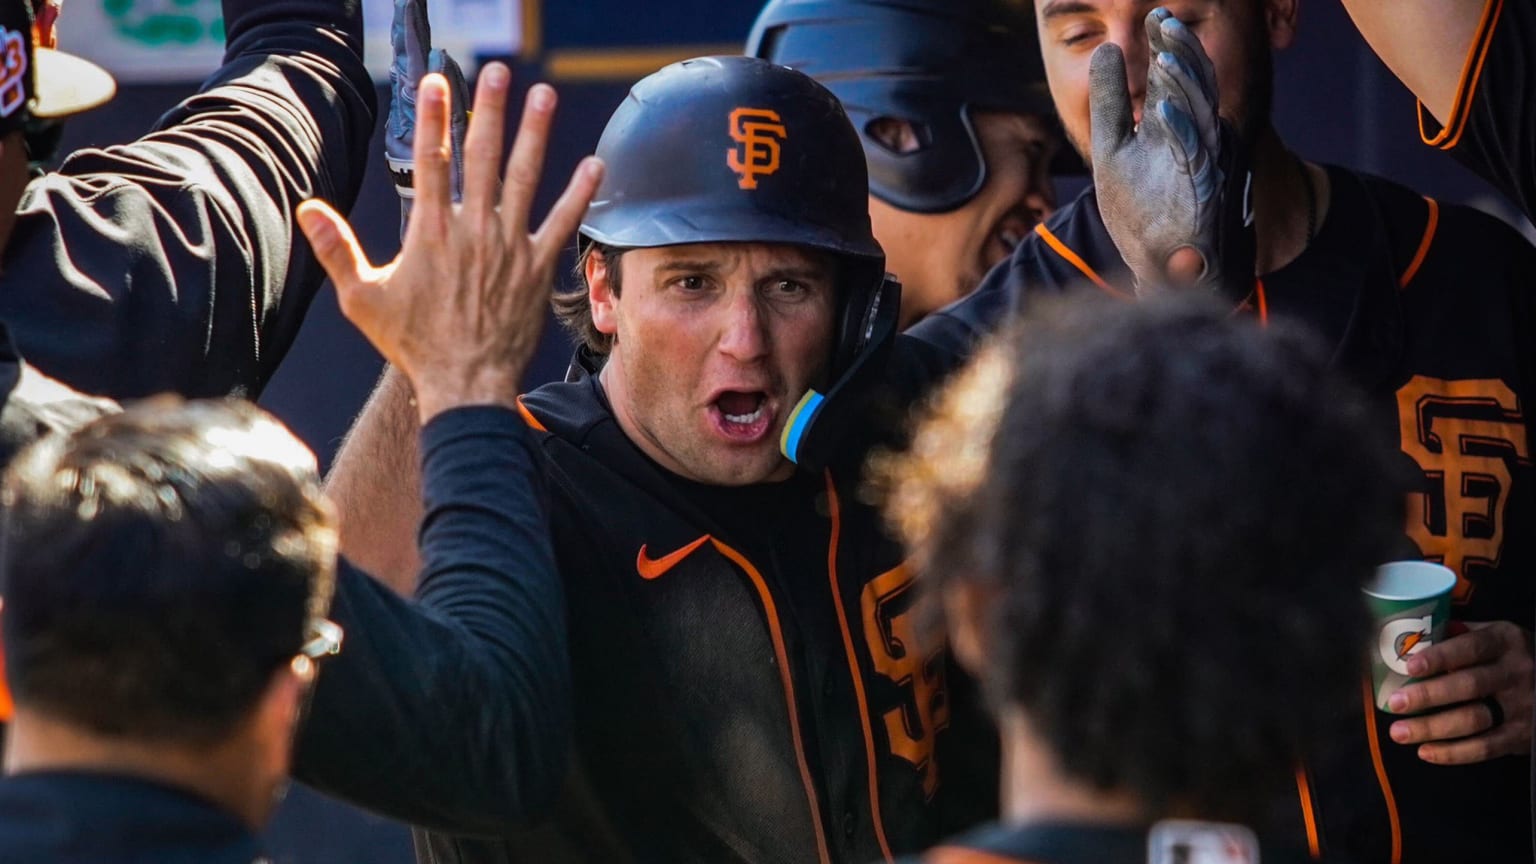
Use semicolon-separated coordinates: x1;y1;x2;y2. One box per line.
1113;24;1150;123
717;291;770;363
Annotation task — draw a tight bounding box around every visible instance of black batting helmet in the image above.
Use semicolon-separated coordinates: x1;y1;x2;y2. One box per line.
747;0;1077;214
581;55;900;468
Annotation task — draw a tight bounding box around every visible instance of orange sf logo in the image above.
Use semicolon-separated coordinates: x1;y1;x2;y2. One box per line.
0;29;27;119
727;107;787;190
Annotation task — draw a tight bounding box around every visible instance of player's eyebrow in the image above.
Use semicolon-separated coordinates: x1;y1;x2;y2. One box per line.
1039;0;1100;21
655;259;724;275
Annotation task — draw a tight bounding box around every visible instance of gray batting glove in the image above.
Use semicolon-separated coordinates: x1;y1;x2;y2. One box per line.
1091;7;1250;295
388;0;471;239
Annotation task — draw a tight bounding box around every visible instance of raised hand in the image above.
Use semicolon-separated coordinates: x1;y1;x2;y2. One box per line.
388;0;472;237
298;66;603;423
1090;7;1253;296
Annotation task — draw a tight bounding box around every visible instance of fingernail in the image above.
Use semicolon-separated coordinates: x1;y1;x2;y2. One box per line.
582;157;604;180
1406;658;1426;676
1389;722;1409;743
1388;692;1407;712
483;63;509;89
530;84;554;111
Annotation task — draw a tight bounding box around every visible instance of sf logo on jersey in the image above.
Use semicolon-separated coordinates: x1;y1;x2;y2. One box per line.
1378;614;1433;676
1397;376;1531;601
727;107;786;190
861;564;949;798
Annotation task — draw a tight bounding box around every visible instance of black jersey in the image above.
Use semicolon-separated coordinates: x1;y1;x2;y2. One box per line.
1419;0;1536;222
912;166;1536;864
0;0;376;401
406;366;991;864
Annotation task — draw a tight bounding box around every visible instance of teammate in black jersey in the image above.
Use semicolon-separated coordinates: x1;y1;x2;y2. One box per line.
886;296;1400;864
908;1;1536;861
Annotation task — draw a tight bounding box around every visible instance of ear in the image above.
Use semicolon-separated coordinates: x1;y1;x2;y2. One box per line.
942;582;989;677
1263;0;1299;51
586;250;619;338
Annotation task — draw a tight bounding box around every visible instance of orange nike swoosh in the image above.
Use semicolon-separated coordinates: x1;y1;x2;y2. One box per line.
637;536;711;581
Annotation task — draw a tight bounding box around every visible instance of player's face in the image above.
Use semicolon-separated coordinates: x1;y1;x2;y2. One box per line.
871;112;1060;328
591;242;837;486
1034;0;1291;165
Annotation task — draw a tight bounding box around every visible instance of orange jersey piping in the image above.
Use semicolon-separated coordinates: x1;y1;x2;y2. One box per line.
1033;224;1128;298
515;395;548;432
1361;677;1402;864
823;472;896;863
1294;765;1322;859
1398;198;1440;288
1421;0;1504;150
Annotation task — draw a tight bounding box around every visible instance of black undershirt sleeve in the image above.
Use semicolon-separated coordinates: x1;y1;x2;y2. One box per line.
293;406;570;835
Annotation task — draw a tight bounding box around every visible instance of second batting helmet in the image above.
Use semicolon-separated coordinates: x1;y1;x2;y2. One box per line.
581;55;900;469
747;0;1077;214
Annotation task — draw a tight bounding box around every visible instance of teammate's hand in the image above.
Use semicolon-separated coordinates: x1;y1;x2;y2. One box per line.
1090;8;1252;296
298;67;604;424
388;0;471;238
1386;620;1534;764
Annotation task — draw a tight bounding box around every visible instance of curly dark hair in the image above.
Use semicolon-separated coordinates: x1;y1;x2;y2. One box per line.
882;293;1406;822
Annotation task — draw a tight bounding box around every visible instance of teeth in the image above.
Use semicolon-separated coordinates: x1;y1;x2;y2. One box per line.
723;406;765;425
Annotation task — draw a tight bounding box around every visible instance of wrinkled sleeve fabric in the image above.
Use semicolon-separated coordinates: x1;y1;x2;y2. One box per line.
293;406;570;834
0;0;376;400
1418;0;1536;221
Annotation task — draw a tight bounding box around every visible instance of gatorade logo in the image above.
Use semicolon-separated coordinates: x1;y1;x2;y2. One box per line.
727;107;786;190
1378;614;1433;676
1397;376;1532;602
0;28;26;119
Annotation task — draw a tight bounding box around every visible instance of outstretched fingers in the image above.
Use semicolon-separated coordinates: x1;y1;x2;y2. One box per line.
1089;43;1134;159
296;199;389;323
532;157;606;267
501;84;559;240
411;74;454;218
461;63;511;216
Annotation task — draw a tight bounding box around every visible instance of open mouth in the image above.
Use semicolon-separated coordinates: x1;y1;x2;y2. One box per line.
709;390;774;443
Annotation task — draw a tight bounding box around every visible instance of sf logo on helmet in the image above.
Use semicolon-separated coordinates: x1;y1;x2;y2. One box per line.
1378;614;1433;676
0;27;26;119
727;107;787;190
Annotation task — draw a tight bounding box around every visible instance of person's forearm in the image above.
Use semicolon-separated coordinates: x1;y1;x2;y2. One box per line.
297;407;569;831
1339;0;1487;124
325;367;424;593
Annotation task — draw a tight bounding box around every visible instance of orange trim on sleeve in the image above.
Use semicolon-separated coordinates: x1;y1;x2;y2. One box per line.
515;395;548;432
1032;224;1128;298
1255;278;1269;326
708;538;833;864
823;473;896;863
1398;198;1440;288
1421;0;1504;150
1294;765;1322;859
1361;677;1403;864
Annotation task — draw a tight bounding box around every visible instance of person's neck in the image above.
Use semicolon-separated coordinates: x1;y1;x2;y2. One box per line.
999;711;1147;828
4;709;268;829
1248;128;1330;276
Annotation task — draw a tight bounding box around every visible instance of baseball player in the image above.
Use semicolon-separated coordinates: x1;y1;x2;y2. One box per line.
305;43;1008;861
1338;0;1536;222
907;2;1536;861
746;0;1070;328
886;295;1402;864
0;0;374;401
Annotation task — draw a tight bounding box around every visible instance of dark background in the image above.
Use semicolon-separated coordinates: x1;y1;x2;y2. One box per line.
54;0;1534;860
